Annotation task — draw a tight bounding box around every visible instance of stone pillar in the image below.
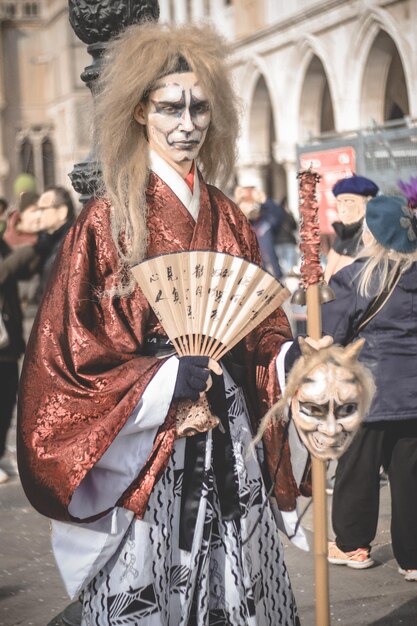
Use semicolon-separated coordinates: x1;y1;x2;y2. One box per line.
67;0;160;204
158;0;170;22
273;141;299;217
174;0;187;23
192;0;205;21
283;159;299;218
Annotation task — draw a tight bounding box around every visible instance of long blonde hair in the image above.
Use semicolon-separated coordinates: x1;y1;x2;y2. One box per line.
94;22;239;296
357;225;417;297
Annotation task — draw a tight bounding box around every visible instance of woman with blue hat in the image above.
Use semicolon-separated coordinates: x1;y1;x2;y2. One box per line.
321;194;417;579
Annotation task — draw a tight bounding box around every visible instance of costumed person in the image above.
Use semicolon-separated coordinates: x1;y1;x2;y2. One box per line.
323;175;379;283
17;23;309;625
234;185;284;278
322;195;417;578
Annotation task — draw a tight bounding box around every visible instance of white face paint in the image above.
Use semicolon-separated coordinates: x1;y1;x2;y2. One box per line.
134;72;211;176
291;361;362;460
335;193;367;224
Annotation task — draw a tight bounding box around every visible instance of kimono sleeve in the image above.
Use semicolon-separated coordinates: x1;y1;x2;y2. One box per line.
17;200;168;522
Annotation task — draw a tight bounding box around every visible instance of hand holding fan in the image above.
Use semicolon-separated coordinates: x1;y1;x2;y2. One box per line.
131;250;290;436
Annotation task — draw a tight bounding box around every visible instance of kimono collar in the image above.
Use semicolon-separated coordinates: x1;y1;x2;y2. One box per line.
149;150;200;221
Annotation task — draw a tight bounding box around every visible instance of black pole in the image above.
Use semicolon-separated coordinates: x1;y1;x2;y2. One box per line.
67;0;160;204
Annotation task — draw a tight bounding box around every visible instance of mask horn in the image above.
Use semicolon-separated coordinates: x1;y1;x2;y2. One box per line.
299;336;317;358
344;338;366;362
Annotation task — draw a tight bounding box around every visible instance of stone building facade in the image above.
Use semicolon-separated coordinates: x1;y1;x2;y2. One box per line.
163;0;417;220
0;0;90;203
1;0;416;220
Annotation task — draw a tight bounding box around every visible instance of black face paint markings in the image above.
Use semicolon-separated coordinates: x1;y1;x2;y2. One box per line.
151;94;185;118
150;90;210;127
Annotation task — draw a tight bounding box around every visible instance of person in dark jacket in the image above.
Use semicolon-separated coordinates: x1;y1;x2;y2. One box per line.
274;196;298;277
0;186;75;482
235;185;284;278
0;197;8;237
1;186;76;307
322;195;417;579
33;186;75;297
0;238;27;483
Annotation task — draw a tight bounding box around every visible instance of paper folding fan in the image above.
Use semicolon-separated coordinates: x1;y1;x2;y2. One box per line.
131;250;290;361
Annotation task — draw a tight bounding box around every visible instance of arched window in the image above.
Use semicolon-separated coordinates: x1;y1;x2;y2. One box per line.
20;138;34;176
299;55;335;140
42;137;55;188
361;31;410;126
5;3;16;18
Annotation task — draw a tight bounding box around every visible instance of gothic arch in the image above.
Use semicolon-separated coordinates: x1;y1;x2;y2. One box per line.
237;57;286;197
239;56;280;153
293;37;337;142
19;137;34;176
360;30;409;125
248;74;273;164
42;137;55;188
350;10;412;125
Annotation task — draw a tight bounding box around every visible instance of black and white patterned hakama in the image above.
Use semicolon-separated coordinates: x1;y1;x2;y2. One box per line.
81;378;299;626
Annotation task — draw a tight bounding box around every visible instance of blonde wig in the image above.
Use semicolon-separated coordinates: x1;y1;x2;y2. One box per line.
357;225;417;298
94;22;240;296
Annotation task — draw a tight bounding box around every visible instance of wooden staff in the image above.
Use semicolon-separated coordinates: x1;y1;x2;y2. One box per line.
297;169;330;626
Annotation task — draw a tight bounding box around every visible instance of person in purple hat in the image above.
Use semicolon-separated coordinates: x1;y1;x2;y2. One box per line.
321;194;417;579
324;174;379;282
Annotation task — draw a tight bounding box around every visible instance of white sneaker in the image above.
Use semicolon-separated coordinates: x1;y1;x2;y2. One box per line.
399;567;417;581
0;467;9;484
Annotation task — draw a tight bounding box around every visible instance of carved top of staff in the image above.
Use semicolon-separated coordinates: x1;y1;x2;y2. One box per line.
297;169;323;289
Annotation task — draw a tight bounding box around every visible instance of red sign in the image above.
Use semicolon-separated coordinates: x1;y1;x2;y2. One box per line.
299;147;356;233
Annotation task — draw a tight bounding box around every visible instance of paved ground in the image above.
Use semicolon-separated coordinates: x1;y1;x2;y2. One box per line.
1;464;417;626
0;472;68;626
283;486;417;626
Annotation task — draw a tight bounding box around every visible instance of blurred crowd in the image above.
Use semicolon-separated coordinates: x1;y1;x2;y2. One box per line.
0;174;77;483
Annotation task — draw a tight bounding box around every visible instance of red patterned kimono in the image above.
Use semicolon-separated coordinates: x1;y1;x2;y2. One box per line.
17;172;299;523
